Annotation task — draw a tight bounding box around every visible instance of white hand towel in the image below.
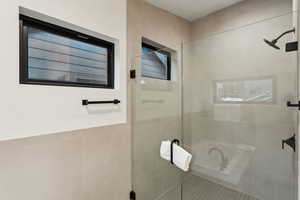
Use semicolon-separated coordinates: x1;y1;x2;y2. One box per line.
160;140;192;172
160;140;171;161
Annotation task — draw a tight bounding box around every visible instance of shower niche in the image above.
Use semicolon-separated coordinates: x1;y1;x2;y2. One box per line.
214;77;275;104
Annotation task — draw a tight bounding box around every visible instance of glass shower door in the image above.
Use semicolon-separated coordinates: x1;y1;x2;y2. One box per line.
182;11;298;200
131;47;183;200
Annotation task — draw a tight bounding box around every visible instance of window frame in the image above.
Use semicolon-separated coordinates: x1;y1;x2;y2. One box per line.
141;42;171;81
19;14;115;89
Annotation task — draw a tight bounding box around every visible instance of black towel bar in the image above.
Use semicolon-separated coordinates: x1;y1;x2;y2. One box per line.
170;139;180;165
82;99;121;106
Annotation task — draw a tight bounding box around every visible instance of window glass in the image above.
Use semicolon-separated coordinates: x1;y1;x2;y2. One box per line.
20;15;114;88
141;43;171;80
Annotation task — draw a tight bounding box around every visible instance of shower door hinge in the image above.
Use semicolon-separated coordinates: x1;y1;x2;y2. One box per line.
130;191;136;200
286;41;298;52
282;134;296;152
130;70;136;79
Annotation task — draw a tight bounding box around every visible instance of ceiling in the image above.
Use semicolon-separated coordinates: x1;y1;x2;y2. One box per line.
144;0;245;21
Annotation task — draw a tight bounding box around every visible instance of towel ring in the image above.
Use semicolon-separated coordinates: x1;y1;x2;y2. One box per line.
170;139;180;165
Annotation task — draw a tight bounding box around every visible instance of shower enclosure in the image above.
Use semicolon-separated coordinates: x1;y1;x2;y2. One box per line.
131;2;298;200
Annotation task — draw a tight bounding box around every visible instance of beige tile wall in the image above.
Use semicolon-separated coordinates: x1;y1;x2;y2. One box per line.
0;124;131;200
0;1;191;200
183;1;296;200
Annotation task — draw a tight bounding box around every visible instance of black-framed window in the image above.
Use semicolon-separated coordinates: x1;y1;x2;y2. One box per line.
19;15;115;89
141;42;171;80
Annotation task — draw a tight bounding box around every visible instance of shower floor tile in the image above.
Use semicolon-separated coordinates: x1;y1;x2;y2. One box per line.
182;175;259;200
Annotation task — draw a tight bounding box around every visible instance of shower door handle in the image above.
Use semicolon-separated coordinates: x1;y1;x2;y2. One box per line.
170;139;180;165
287;101;300;110
282;134;296;152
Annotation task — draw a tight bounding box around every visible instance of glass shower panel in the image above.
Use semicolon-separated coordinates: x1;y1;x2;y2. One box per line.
132;47;183;200
182;12;298;200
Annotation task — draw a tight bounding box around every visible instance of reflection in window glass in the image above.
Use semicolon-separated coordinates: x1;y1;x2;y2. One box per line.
20;15;115;88
141;43;171;80
28;27;108;85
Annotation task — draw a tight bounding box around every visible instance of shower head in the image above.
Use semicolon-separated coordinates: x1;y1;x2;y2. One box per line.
263;38;280;50
263;28;295;50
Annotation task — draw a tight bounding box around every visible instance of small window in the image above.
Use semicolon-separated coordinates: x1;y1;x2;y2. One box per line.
141;42;171;80
19;15;115;88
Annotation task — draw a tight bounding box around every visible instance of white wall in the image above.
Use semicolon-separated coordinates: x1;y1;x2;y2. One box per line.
0;0;127;141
